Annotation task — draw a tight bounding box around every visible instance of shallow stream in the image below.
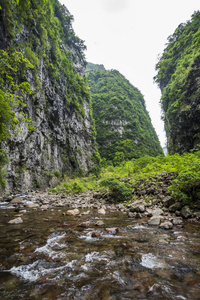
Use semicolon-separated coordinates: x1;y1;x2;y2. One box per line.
0;201;200;299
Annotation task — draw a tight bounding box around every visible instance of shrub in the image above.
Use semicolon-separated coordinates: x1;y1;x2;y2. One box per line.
100;177;132;203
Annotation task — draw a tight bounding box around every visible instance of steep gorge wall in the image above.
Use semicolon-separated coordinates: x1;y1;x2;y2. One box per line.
87;63;163;161
0;0;97;191
155;11;200;154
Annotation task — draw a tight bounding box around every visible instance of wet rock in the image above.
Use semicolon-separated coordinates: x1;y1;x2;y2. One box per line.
169;202;182;212
105;227;119;235
66;209;80;216
26;203;40;208
159;221;173;230
41;205;48;210
98;208;106;214
82;210;90;215
10;197;24;204
172;218;183;225
91;231;101;237
128;212;136;218
152;208;164;216
78;221;91;228
8;217;23;224
148;216;163;225
95;220;104;226
181;206;192;219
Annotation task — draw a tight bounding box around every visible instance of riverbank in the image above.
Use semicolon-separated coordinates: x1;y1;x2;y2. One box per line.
1;186;200;230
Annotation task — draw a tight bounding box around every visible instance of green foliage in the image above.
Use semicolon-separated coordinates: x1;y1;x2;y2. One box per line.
155;11;200;153
54;170;61;178
0;49;33;142
86;62;106;73
50;175;98;194
0;150;8;187
0;48;33;187
99;177;132;202
1;0;91;118
53;150;200;205
168;150;200;204
0;0;98;184
87;65;163;162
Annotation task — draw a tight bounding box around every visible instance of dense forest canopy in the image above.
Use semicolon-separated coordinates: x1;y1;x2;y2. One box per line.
154;11;200;154
87;63;163;164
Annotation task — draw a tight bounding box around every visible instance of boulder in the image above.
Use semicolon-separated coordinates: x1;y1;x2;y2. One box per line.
95;220;104;226
148;216;162;225
66;209;80;216
172;218;183;225
8;217;23;224
162;196;175;208
152;208;163;216
159;221;173;230
181;206;192;219
98;208;106;215
169;202;182;212
10;197;24;204
129;200;146;213
146;208;153;217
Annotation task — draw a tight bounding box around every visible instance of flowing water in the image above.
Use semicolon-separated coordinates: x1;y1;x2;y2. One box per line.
0;201;200;300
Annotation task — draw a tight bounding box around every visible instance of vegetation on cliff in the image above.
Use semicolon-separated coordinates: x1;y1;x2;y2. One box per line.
0;48;34;186
0;0;98;189
87;63;163;163
154;11;200;154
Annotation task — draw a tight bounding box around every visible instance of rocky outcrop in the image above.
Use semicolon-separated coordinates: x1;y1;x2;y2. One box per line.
86;63;163;161
0;1;96;191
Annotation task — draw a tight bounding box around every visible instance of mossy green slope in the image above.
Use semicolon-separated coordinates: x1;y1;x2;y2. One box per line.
155;11;200;154
87;63;163;163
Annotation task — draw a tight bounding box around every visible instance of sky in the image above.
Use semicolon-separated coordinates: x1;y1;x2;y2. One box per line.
60;0;199;148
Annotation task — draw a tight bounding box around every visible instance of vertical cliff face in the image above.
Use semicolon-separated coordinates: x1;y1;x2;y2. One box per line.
155;11;200;154
87;63;163;162
0;0;97;191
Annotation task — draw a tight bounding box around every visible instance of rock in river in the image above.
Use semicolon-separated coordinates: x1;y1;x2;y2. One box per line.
8;217;23;224
66;209;80;216
148;216;163;226
98;208;106;215
159;221;173;230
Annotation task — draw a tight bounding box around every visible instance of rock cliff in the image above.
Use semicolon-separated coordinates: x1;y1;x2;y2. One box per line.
87;63;163;162
155;11;200;154
0;0;97;191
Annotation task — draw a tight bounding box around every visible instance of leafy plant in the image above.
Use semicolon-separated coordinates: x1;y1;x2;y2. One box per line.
99;177;132;202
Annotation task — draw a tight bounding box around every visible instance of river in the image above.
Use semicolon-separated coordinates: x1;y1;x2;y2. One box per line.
0;198;200;299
